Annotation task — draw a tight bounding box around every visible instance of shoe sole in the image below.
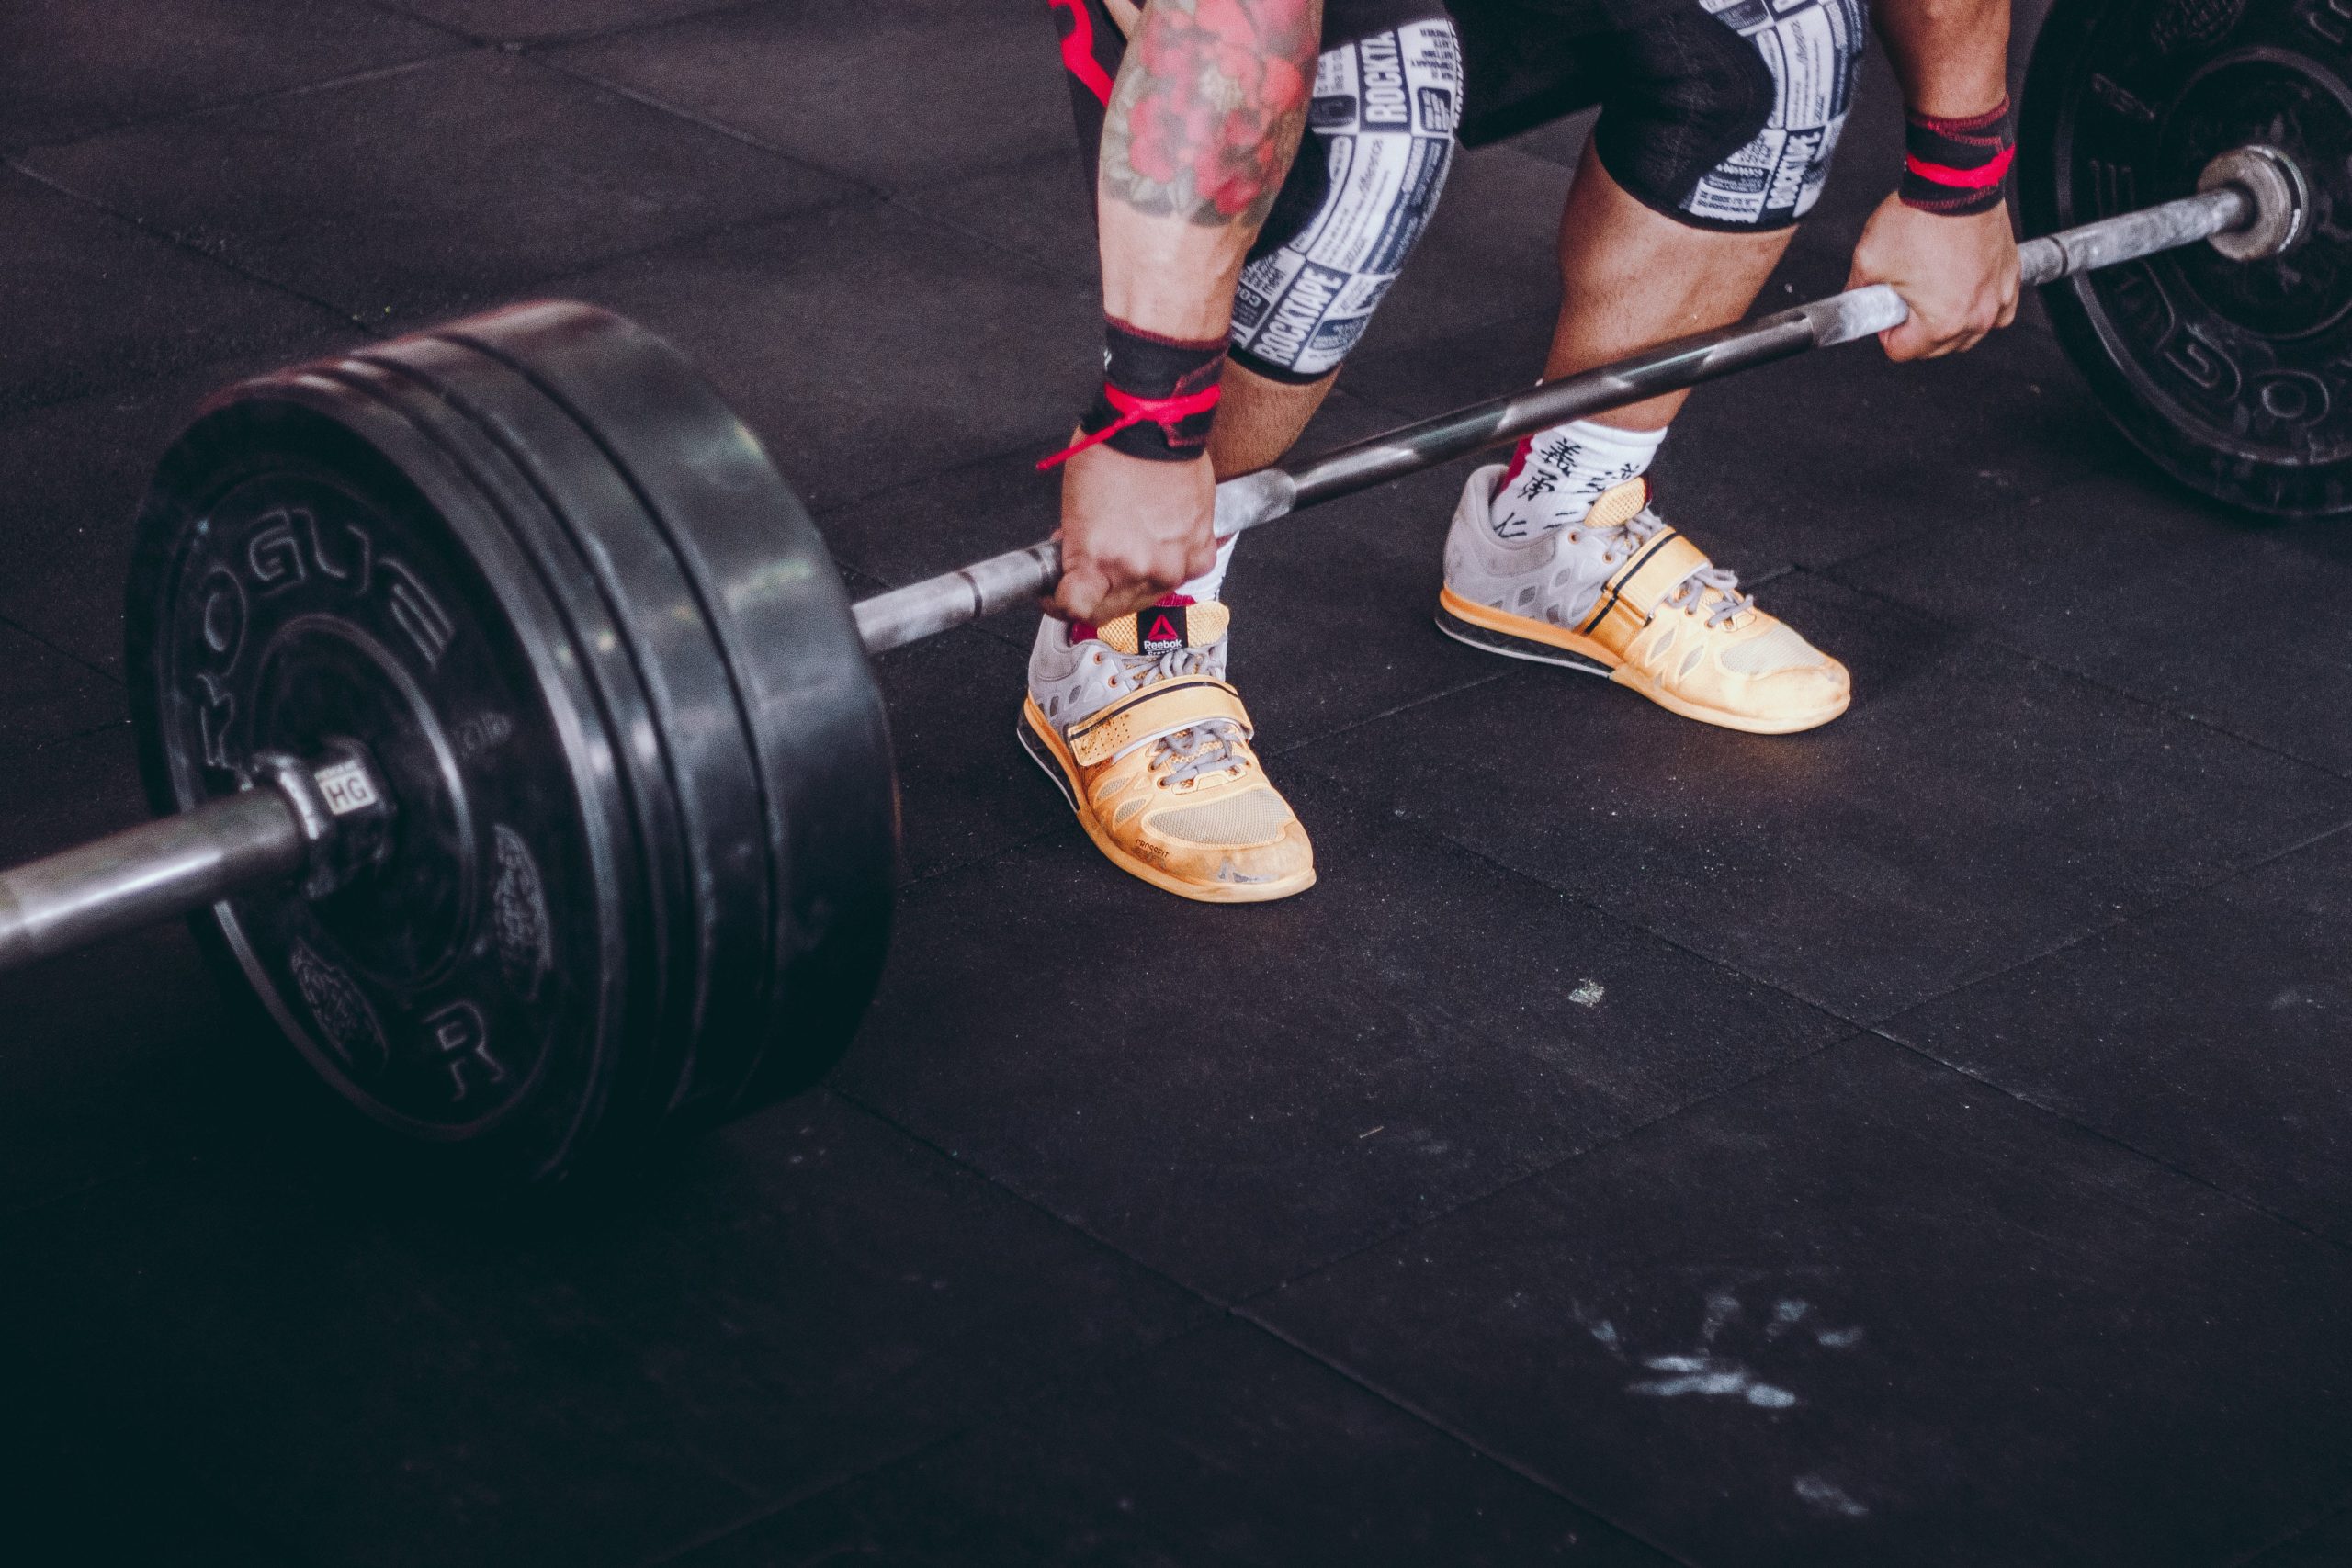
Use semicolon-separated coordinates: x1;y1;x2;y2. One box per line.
1017;701;1317;905
1435;589;1850;737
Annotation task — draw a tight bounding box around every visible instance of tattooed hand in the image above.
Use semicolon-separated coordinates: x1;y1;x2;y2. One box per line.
1102;0;1320;229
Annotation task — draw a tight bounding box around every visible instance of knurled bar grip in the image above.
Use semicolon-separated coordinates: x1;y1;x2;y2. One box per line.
0;789;309;975
850;183;2253;656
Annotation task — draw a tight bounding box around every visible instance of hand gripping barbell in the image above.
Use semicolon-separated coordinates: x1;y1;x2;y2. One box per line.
0;134;2312;1186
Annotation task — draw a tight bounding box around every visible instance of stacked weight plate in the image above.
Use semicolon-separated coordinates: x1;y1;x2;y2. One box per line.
2024;0;2352;515
126;304;897;1186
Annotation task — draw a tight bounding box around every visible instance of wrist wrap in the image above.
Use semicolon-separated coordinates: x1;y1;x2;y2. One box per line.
1037;319;1224;469
1901;98;2014;216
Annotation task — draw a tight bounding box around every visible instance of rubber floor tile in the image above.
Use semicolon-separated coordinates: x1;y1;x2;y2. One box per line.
863;616;1073;886
379;0;752;44
0;336;361;673
0;1089;1203;1568
0;0;457;151
2248;1506;2352;1567
679;1317;1673;1567
1252;1037;2352;1568
1287;571;2352;1022
547;0;1074;193
1885;827;2352;1246
833;769;1843;1302
0;621;119;745
557;199;1097;513
18;51;855;325
0;168;352;423
1832;469;2352;778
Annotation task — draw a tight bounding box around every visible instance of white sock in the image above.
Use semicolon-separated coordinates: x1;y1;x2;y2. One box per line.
1175;530;1238;604
1490;418;1668;542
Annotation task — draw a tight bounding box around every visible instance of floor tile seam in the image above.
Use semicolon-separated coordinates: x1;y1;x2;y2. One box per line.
1866;1026;2352;1258
490;0;785;51
0;610;128;694
641;1317;1236;1566
1824;569;2352;784
441;178;886;321
2;160;382;338
894;823;1071;897
821;1087;1235;1312
354;0;479;44
0;1156;162;1225
1;52;463;159
1860;813;2352;1027
1281;682;2347;1035
21;73;883;341
808;429;1070;535
1229;1030;1858;1310
1264;669;1511;760
2232;1492;2352;1567
1978;626;2352;783
8;715;135;760
1230;1308;1703;1567
1305;767;1869;1029
1816;463;2129;587
877;180;1104;288
527;54;890;197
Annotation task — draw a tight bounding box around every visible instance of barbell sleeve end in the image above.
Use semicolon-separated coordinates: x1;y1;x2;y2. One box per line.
0;789;311;978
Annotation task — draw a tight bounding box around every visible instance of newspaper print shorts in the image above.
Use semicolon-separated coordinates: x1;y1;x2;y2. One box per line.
1227;19;1464;379
1049;3;1464;383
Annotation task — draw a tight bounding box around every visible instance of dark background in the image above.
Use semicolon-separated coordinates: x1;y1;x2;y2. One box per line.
4;1;2350;1563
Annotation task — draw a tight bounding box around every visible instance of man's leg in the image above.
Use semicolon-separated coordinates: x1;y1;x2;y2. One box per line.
1028;7;1459;900
1436;0;1862;734
1544;148;1792;432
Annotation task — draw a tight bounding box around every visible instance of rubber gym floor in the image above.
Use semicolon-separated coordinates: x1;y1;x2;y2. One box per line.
4;3;2350;1564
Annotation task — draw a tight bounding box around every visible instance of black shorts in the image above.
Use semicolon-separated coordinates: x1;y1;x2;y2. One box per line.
1046;1;1463;382
1449;0;1871;231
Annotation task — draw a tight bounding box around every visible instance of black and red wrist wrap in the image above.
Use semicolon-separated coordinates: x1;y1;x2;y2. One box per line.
1901;98;2015;216
1038;319;1225;468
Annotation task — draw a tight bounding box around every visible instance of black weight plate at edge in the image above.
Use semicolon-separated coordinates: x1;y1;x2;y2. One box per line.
319;351;716;1163
2022;0;2352;517
447;304;898;1121
354;325;775;1132
128;371;651;1189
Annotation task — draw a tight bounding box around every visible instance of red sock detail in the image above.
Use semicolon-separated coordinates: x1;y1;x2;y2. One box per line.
1498;435;1535;491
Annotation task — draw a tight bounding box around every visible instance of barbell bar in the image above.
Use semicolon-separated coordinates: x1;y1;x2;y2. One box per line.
0;141;2311;1185
853;154;2287;652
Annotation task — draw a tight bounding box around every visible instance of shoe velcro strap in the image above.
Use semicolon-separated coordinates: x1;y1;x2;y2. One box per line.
1577;530;1713;657
1068;677;1252;766
1094;600;1232;655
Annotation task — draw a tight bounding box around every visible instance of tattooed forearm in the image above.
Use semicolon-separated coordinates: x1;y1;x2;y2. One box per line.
1101;0;1320;229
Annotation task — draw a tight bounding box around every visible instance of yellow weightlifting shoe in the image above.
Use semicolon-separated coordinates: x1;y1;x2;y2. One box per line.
1020;599;1315;903
1436;470;1850;735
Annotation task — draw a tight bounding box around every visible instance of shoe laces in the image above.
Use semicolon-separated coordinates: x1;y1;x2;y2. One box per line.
1106;643;1248;786
1589;506;1756;630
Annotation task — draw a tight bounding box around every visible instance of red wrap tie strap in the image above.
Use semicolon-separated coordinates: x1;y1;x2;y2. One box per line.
1035;381;1225;470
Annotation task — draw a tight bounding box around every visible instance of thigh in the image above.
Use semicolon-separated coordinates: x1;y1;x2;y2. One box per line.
1591;0;1871;231
1229;17;1467;381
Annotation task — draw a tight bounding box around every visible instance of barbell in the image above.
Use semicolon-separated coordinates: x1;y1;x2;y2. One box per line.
0;2;2335;1185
